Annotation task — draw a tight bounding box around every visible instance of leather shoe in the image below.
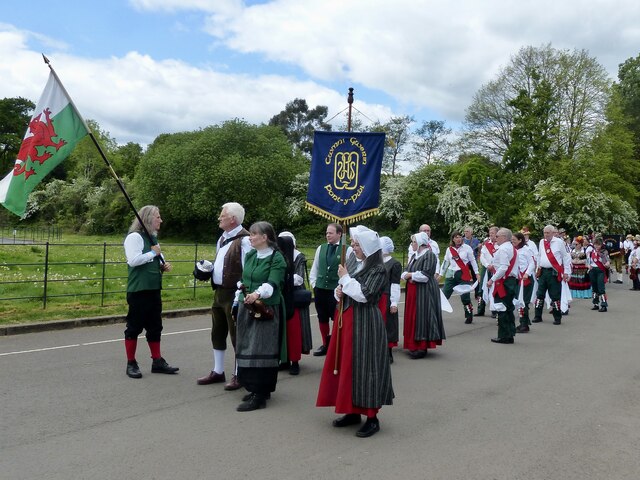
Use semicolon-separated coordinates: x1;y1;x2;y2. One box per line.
599;306;607;312
614;280;623;284
515;325;530;333
289;362;300;375
332;414;362;427
224;374;242;391
356;417;380;438
464;318;473;324
242;391;271;402
126;360;142;379
197;371;226;385
313;344;328;356
531;317;542;323
591;305;599;310
151;357;179;374
236;393;266;412
491;337;514;344
553;320;561;325
408;350;427;359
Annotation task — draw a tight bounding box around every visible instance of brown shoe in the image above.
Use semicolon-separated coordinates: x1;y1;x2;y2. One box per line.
224;374;242;391
196;370;226;385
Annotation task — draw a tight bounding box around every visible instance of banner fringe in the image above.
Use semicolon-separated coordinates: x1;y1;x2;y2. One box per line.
305;202;379;225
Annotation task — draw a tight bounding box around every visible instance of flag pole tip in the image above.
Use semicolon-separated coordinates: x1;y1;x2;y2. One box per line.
42;54;50;64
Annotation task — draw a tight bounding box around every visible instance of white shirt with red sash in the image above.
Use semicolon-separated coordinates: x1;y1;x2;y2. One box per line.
441;243;479;280
480;240;498;270
490;242;518;297
537;237;571;279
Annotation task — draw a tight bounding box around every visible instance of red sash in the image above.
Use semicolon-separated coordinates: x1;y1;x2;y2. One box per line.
484;241;497;273
494;245;517;297
590;250;609;282
449;246;472;281
543;240;564;281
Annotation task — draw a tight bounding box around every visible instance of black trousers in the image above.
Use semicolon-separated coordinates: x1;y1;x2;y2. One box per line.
314;287;337;324
124;290;163;342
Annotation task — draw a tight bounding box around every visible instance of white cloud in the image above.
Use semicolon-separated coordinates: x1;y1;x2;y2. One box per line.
0;26;391;146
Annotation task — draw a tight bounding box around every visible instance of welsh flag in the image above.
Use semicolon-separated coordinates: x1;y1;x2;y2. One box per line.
0;72;88;217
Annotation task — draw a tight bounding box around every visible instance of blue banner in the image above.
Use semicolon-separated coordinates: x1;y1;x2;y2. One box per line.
306;131;385;223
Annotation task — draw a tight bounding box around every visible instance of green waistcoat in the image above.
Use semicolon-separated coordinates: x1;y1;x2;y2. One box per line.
315;243;341;290
239;249;286;306
127;233;162;293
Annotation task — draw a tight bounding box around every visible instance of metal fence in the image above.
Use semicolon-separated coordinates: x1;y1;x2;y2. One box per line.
0;224;63;244
0;242;215;309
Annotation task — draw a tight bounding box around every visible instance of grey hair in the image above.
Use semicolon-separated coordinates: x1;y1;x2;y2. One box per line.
222;202;245;225
129;205;159;236
543;224;555;233
498;227;512;242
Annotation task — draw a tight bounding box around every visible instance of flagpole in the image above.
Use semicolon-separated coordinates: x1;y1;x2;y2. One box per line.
41;55;161;252
333;87;354;375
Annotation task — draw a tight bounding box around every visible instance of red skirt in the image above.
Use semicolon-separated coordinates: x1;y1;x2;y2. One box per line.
403;282;440;351
286;309;302;362
316;306;379;417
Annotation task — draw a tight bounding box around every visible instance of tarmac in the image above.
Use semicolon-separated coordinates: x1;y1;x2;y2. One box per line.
1;281;639;480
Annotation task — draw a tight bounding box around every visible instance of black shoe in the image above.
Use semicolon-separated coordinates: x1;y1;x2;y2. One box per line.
313;344;328;356
476;309;485;317
151;357;179;374
491;337;514;344
126;360;142;379
553;320;561;325
515;325;530;333
491;312;497;318
278;361;290;371
599;306;607;312
591;305;600;310
531;317;542;323
289;362;300;375
614;280;623;284
356;417;380;438
242;392;271;402
408;350;427;359
464;317;473;324
236;393;266;412
333;414;362;427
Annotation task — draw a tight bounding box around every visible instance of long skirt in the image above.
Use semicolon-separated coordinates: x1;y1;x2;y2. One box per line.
569;264;591;298
403;282;441;352
316;306;379;417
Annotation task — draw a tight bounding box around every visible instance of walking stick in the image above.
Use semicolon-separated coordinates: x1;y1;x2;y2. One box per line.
333;230;349;375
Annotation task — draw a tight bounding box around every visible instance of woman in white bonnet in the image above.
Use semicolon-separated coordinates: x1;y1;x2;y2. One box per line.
317;227;394;438
401;231;445;359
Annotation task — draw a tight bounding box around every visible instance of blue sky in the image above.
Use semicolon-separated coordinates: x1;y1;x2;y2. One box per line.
2;0;639;146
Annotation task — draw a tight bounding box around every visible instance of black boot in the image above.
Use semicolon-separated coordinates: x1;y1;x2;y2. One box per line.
237;393;267;412
356;417;380;437
126;360;142;379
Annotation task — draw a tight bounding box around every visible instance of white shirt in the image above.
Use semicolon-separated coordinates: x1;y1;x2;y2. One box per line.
537;237;572;273
515;245;536;276
480;240;497;268
293;250;304;286
491;242;518;281
441;243;479;276
124;232;158;267
212;225;252;286
526;239;539;258
401;248;432;283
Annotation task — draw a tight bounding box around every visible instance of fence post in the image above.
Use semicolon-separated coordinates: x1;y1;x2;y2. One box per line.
43;242;50;309
101;242;107;307
193;242;198;298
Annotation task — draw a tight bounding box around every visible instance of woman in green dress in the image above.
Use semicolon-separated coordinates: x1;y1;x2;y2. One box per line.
235;221;286;412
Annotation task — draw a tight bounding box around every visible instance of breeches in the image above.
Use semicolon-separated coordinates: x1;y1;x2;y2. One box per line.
125;290;163;342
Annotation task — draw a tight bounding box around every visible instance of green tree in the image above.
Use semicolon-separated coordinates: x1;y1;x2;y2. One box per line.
615;52;640;157
135;119;308;237
0;97;35;174
372;115;414;176
412;120;453;165
268;98;331;156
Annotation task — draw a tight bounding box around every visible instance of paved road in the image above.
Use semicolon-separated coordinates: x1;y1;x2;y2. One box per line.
1;283;639;480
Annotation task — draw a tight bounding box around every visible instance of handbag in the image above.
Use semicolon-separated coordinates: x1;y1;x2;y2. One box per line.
293;287;312;308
